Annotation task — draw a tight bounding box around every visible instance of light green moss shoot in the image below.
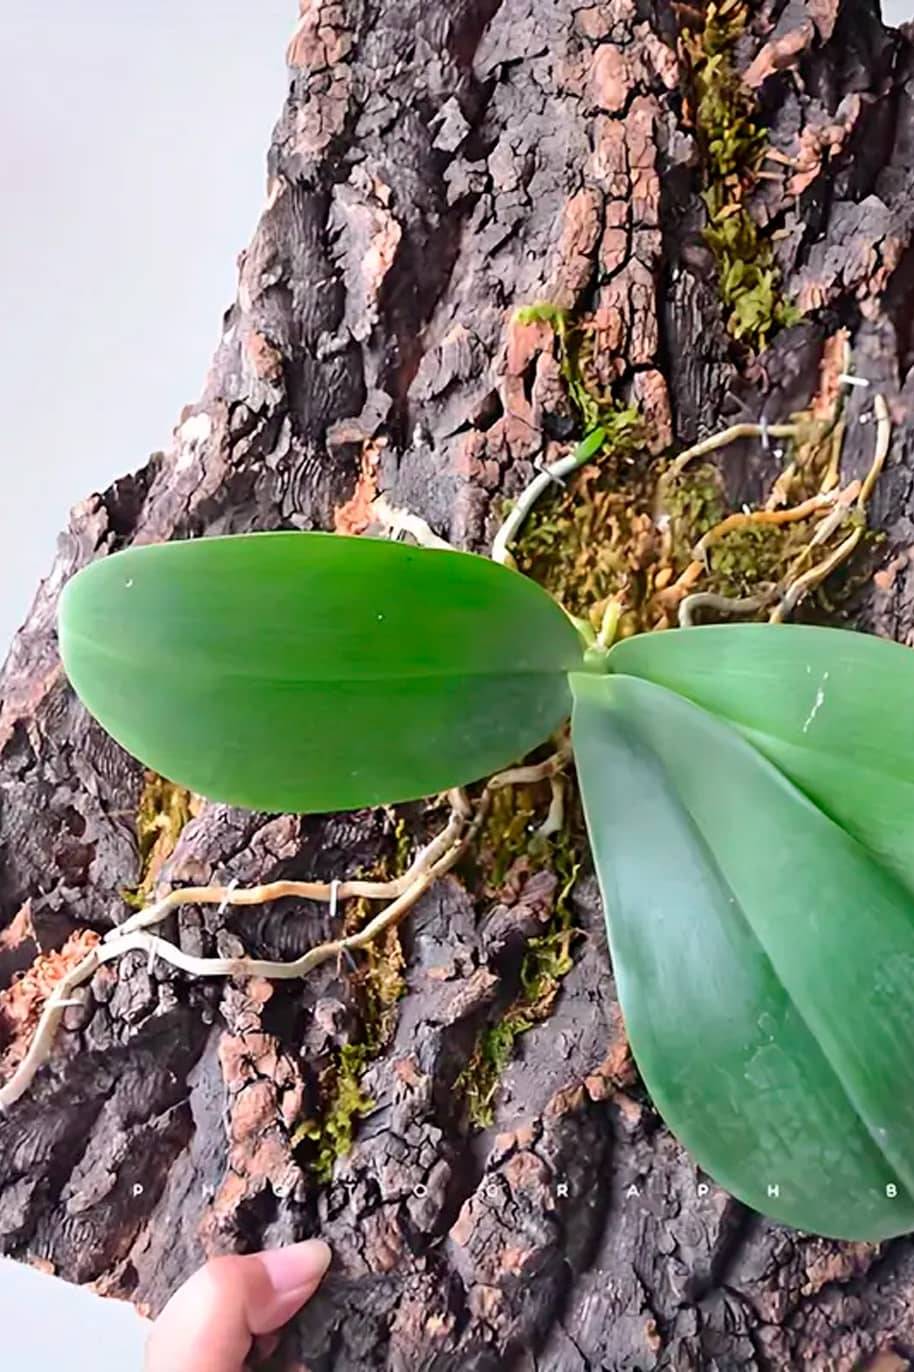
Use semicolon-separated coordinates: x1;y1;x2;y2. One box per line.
684;0;800;349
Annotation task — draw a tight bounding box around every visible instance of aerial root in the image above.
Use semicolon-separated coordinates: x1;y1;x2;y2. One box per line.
661;390;891;628
769;394;889;623
0;748;570;1111
370;494;453;551
666;421;799;481
678;589;776;628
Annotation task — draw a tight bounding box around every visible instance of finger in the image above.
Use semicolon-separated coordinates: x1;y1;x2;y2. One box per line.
145;1239;331;1372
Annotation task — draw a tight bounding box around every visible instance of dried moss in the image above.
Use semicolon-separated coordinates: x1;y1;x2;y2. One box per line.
509;304;658;630
513;430;861;634
514;459;726;633
515;461;656;620
656;392;868;613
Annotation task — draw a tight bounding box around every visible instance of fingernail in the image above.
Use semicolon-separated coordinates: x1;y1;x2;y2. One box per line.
259;1239;332;1295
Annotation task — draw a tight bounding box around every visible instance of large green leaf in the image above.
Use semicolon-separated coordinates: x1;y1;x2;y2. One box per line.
572;671;914;1239
609;625;914;894
59;532;584;813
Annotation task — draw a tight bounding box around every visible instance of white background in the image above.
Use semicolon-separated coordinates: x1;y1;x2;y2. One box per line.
0;2;294;655
0;2;911;1369
0;3;293;1367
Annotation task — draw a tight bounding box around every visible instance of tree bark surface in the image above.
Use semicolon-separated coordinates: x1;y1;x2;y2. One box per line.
3;1;914;1368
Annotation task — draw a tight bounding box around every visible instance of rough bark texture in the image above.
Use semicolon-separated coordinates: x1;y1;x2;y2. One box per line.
3;0;914;1367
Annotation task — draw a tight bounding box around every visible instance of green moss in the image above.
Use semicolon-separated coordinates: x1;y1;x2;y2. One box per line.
462;1018;529;1129
516;303;595;431
594;403;644;456
692;0;764;174
684;0;800;350
459;816;582;1129
703;207;800;347
293;935;405;1181
662;464;726;562
508;304;651;622
709;521;805;596
480;786;540;889
515;302;645;449
660;460;827;605
291;840;408;1182
518;837;578;1014
293;1042;376;1183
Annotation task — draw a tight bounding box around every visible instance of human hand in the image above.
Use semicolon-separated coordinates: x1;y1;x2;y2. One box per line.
144;1239;332;1371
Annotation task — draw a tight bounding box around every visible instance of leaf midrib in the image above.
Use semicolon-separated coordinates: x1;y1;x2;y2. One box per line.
650;684;914;794
656;733;914;1206
63;629;580;684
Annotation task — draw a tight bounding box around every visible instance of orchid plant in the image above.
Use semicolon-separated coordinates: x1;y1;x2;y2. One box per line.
52;519;914;1243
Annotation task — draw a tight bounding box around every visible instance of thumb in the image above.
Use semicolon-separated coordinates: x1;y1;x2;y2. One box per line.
145;1239;332;1372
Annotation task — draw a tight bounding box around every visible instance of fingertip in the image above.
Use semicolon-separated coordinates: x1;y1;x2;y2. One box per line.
241;1239;332;1336
145;1242;332;1371
258;1238;332;1294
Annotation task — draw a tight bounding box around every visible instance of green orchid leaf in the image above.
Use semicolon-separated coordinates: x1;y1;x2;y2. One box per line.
572;670;914;1240
59;532;584;813
609;625;914;894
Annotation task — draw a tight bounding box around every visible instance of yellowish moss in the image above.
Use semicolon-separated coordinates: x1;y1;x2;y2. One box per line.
478;785;541;890
122;772;199;911
514;462;657;622
654;392;864;614
662;464;726;559
709;520;806;596
392;815;412;875
515;456;727;633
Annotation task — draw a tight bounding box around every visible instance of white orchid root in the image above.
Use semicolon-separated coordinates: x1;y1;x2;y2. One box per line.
666;420;800;481
667;389;891;627
768;392;890;623
0;751;569;1111
3;375;889;1110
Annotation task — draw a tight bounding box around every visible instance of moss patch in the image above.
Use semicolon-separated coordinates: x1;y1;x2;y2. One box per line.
295;1041;376;1183
682;0;800;349
515;460;664;627
663;395;866;609
707;519;805;596
510;311;869;632
459;803;582;1129
292;831;408;1182
515;451;741;634
509;305;660;629
515;303;645;453
477;785;541;891
122;772;199;911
